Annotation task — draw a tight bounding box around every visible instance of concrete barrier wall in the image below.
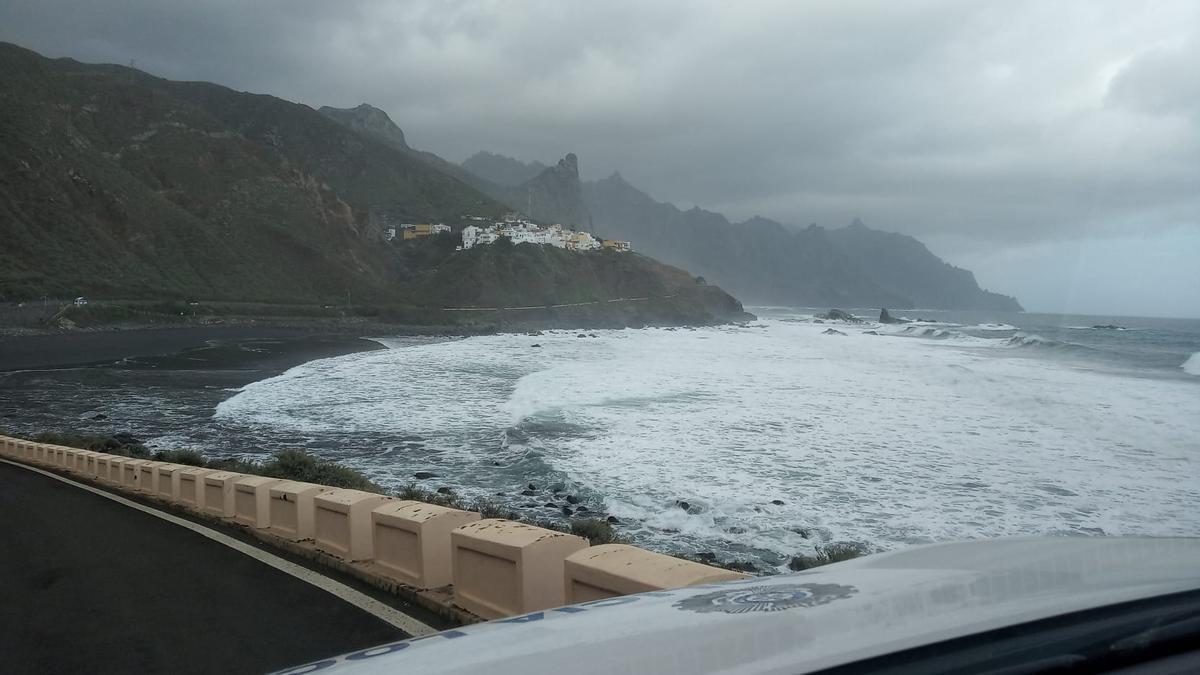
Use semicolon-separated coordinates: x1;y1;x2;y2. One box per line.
135;461;169;493
371;501;481;589
564;544;748;603
233;476;282;529
176;467;217;510
313;489;394;561
74;450;97;476
45;445;64;466
156;463;188;500
95;455;122;483
120;459;151;490
268;481;335;542
451;519;589;619
0;436;746;621
202;471;244;518
60;448;82;470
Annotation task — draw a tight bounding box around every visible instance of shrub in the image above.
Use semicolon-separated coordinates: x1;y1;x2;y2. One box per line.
18;430;633;549
153;448;210;467
466;497;521;521
788;543;871;571
151;448;380;491
259;450;382;491
569;518;626;545
395;482;466;508
34;432;150;458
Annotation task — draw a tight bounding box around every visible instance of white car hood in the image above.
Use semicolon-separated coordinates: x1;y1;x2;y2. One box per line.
279;537;1200;674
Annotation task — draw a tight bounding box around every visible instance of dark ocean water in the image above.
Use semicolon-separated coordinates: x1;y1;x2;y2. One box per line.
1;311;1197;570
771;307;1200;377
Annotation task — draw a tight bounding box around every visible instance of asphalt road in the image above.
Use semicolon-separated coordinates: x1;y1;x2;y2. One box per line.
0;461;416;674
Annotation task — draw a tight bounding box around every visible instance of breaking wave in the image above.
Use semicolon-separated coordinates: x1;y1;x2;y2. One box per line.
213;319;1200;569
1184;352;1200;376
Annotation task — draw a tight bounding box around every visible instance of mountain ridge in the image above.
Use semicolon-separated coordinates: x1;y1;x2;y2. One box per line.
0;42;750;328
455;150;1021;311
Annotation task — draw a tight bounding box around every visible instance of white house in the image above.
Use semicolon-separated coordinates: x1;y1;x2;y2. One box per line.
460;218;623;253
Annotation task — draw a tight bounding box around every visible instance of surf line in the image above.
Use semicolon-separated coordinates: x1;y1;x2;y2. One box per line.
442;294;678;312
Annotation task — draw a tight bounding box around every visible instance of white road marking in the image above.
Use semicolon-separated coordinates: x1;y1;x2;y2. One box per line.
0;458;436;636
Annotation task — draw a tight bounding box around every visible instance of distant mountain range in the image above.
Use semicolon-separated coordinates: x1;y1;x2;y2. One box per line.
457;152;1021;311
461;151;547;186
0;40;1016;318
0;43;747;328
305;101;1020;311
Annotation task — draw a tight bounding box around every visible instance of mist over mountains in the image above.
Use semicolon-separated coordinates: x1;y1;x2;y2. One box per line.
0;38;1019;315
453;148;1021;311
311;104;1019;315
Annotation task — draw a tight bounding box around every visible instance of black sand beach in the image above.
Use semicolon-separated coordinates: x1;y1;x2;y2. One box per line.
0;326;384;372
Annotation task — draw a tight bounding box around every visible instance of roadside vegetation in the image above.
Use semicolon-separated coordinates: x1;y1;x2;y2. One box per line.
21;431;623;545
20;432;874;564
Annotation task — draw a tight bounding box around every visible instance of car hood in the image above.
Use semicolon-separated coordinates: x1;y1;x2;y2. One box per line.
279;537;1200;675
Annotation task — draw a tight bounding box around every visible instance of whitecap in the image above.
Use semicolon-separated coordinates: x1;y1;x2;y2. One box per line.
1183;352;1200;376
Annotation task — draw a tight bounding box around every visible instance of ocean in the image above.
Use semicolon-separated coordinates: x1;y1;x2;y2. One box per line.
3;308;1198;570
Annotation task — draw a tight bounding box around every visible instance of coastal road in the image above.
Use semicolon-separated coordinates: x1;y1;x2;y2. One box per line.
0;460;447;674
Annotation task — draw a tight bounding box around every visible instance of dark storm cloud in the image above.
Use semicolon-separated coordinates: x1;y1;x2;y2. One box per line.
3;1;1199;313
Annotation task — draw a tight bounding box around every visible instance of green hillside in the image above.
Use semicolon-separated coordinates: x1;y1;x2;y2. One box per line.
0;42;502;303
0;43;750;328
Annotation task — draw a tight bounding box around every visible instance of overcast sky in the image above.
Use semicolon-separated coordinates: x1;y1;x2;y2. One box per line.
3;1;1198;316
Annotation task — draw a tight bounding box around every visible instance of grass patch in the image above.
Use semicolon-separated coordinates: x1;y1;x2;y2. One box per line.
154;449;380;491
568;518;624;545
788;543;871;571
257;449;382;491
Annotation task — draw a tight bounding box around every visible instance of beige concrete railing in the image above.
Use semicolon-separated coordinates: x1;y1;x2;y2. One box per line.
0;435;748;622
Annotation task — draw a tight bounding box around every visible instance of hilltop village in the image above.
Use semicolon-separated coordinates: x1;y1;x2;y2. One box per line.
386;214;631;252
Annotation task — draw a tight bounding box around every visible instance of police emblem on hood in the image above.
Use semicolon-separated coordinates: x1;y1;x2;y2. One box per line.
674;583;857;614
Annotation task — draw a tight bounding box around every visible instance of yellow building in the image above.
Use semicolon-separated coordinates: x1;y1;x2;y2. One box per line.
602;239;631;252
402;223;436;240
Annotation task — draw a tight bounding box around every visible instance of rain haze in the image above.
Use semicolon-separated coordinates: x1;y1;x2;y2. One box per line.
4;0;1198;317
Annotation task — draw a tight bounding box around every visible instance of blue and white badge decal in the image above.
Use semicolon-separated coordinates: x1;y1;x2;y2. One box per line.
674;583;857;614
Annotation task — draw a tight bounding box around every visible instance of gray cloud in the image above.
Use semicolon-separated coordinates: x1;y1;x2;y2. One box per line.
3;0;1198;314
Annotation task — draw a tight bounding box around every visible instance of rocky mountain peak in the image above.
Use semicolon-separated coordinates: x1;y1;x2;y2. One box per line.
318;103;408;150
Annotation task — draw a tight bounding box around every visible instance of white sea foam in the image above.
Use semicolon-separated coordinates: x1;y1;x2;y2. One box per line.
215;320;1200;566
1184;352;1200;376
964;323;1018;331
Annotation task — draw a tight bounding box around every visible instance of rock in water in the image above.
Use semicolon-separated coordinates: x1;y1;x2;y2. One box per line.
818;309;864;323
879;307;909;324
822;328;847;336
413;471;439;480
